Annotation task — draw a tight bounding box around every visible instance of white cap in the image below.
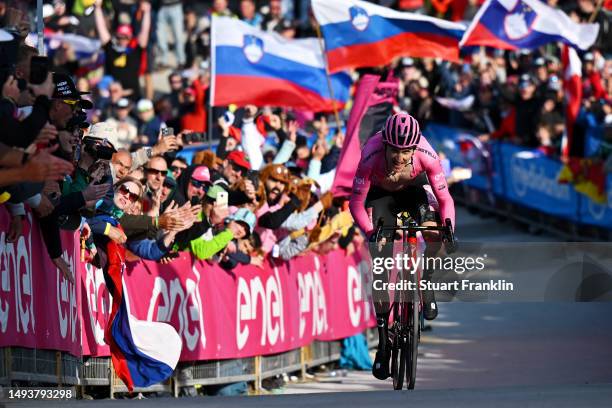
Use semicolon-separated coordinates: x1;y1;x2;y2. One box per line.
136;99;154;112
117;98;130;108
88;121;117;140
0;29;13;42
43;4;55;19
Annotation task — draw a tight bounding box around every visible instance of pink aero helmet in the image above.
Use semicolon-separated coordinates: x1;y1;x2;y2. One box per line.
382;112;421;149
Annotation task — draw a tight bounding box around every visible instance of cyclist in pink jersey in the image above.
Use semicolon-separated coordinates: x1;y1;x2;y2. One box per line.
349;112;456;380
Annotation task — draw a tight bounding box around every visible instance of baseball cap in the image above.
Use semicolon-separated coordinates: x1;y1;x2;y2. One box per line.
206;185;226;201
583;52;594;62
226;150;251;170
116;98;130;108
534;57;545;67
191;166;211;183
88;121;117;140
229;208;256;237
228;126;242;143
136;99;154;112
53;72;93;109
400;57;414;67
115;24;133;38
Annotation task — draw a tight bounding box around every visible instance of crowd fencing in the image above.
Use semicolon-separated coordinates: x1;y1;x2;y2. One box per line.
425;123;612;241
0;208;377;397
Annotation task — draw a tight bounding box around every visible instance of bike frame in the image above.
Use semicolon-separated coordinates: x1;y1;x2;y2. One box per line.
375;214;454;390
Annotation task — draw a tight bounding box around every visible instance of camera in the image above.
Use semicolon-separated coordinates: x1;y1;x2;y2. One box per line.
66;110;88;132
183;132;206;144
83;136;115;161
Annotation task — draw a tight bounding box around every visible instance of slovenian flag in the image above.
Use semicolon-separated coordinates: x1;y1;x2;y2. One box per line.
210;16;351;111
312;0;465;73
104;240;182;392
460;0;599;51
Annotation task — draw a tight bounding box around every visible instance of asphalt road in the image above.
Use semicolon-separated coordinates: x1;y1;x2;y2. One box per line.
5;207;612;407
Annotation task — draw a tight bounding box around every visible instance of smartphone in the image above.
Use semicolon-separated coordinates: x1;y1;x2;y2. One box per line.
162;127;174;137
190;196;201;206
216;191;228;208
30;56;49;85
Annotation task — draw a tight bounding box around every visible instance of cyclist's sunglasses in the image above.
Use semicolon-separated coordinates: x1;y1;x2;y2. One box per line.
118;184;140;203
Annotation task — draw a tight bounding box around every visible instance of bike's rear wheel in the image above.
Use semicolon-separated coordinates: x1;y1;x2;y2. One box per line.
406;300;420;389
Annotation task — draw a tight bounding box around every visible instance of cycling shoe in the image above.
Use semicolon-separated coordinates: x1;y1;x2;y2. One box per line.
372;348;391;380
422;288;438;320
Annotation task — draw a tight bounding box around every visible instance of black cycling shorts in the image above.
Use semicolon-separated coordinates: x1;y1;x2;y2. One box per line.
365;184;438;236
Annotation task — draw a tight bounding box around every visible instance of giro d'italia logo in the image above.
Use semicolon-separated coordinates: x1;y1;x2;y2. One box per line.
349;6;369;31
503;1;538;40
243;34;264;64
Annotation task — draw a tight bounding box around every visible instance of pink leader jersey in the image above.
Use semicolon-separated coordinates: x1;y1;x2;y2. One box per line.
349;132;456;237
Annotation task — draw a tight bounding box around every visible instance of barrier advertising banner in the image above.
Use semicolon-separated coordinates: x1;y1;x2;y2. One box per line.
81;247;375;360
0;211;81;356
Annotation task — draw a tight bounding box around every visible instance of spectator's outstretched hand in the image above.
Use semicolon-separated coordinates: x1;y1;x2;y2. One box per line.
24;145;74;182
152;134;178;156
29;73;55;98
52;257;74;284
107;226;127;244
210;203;229;225
288;120;298;143
33;194;55;218
82;181;110;202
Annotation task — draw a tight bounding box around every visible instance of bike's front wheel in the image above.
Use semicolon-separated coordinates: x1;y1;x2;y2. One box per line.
406;300;420;389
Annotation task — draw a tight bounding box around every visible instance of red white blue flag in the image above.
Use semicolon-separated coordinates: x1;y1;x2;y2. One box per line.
105;240;182;392
460;0;599;51
312;0;465;73
210;16;351;111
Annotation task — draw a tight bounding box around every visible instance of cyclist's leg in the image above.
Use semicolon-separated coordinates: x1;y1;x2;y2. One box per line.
365;188;398;379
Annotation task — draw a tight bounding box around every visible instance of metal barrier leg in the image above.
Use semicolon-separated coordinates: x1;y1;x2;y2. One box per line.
109;359;115;399
56;351;62;386
254;356;262;394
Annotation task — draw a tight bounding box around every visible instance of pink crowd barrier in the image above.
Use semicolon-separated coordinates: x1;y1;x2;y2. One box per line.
0;208;376;360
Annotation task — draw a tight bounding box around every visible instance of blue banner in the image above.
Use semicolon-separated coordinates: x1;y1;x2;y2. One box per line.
498;143;580;221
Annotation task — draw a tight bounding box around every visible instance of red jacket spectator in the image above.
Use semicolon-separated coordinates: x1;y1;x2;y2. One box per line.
181;78;207;133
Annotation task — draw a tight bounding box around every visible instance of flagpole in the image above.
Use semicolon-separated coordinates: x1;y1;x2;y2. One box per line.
36;0;44;54
314;22;343;130
588;0;604;23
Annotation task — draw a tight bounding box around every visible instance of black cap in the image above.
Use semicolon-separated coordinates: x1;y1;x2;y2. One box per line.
274;19;295;33
52;72;93;109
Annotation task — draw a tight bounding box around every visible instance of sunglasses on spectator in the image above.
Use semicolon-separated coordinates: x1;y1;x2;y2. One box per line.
170;165;187;172
145;168;167;177
230;162;248;175
190;179;209;189
118;184;140;203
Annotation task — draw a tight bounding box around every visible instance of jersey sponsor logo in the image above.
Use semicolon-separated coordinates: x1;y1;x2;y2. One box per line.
416;147;437;160
433;172;444;182
354;177;366;186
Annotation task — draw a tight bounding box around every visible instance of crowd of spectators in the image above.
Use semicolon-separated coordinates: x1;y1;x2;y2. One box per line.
0;0;610;282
